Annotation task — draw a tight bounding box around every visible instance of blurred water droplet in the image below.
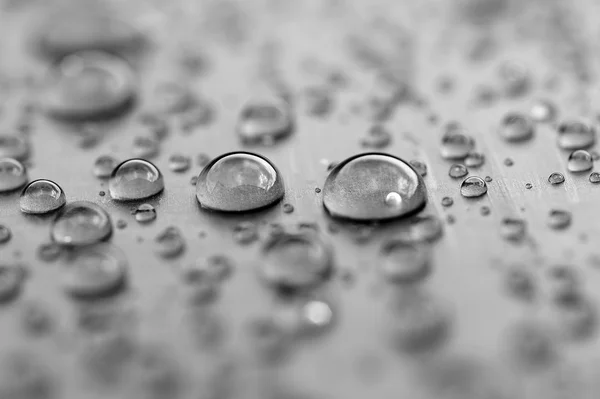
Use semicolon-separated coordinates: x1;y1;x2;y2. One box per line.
304;87;333;117
0;225;12;244
409;160;427;177
0;353;54;399
237;97;294;144
548;209;572;230
155;82;196;114
93;155;118;179
168;154;191;173
282;203;294;213
180;267;219;305
567;150;593;172
505;266;535;301
464;152;485;168
0;158;28;192
247;317;290;363
590;172;600;183
504;158;514;166
499;113;535;142
194;255;234;282
0;264;25;303
440;127;475;159
323;153;427;221
379;240;431;284
361;125;392;149
20;300;53;337
441;197;453;207
36;242;63;262
557;121;596;150
500;218;527;242
498;61;530;98
232;222;259;245
133;204;156;223
548;172;565;185
460;176;487;197
480;206;491;216
116;220;127;229
51;201;112;246
507;320;556;370
108;159;164;201
0;134;29;160
19;179;66;214
525;183;533;189
396;215;444;244
530;99;557;123
196;152;285;212
449;163;468;178
132;136;160;159
132;345;182;399
154;227;186;259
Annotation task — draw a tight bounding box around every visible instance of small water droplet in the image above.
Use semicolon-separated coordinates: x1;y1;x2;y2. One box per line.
547;209;572;230
36;242;63;262
154;227;186;259
304;87;333;117
155;82;196;114
441;197;453;207
232;222;259;245
20;300;53;337
505;266;535;301
548;172;565;185
440;126;475;159
168;154;191;173
460;176;487;197
323;153;427;221
132;136;160;159
196;152;285;212
116;220;127;229
448;163;468;178
530;99;557;123
237;97;294;144
507;320;556;370
19;179;66;214
379;240;431;284
0;134;29;160
500;218;527;241
480;206;491;216
557;121;596;150
498;61;530;98
194;255;234;282
282;203;294;214
525;183;533;189
133;203;156;223
361;125;392;149
409;160;427;177
51;201;112;246
590;172;600;183
0;225;12;244
0;158;28;193
0;264;25;303
108;159;164;201
567;150;593;172
395;215;444;244
499;113;535;142
259;232;333;294
485;176;493;182
504;158;514;167
464;152;485;168
93;155;118;179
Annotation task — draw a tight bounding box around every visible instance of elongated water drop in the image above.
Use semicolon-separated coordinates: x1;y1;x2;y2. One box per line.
323;153;427;221
0;158;28;193
567;150;593;172
557;121;595;150
237;97;294;145
19;179;66;214
108;159;164;201
196;152;285;212
51;201;112;246
0;134;29;160
460;176;487;197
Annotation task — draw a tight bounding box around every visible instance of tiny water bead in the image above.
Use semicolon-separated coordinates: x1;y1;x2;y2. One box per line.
0;158;28;193
548;172;565;185
196;152;285;212
322;153;427;221
154;227;186;259
464;152;485;168
0;134;29;160
440;128;475;160
379;240;431;284
19;179;66;215
557;121;596;150
460;176;487;198
0;225;11;244
62;244;128;299
93;155;118;179
500;218;527;242
41;51;136;121
108;159;164;201
530;99;557;123
590;172;600;183
547;209;572;230
499;113;535;142
51;201;112;246
168;154;191;173
448;163;468;178
567;150;593;172
236;97;294;144
259;232;333;293
133;204;156;223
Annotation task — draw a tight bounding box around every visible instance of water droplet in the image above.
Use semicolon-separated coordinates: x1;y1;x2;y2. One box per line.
548;209;572;230
460;176;487;197
132;136;160;159
304;87;333;117
133;204;156;223
379;240;431;284
525;183;533;189
507;320;556;370
298;298;335;335
498;61;530;98
51;201;112;246
409;160;427;177
500;218;527;241
441;197;453;207
154;227;185;259
548;265;580;306
247;317;290;362
557;121;596;150
554;295;597;341
504;158;514;166
0;264;25;303
179;99;216;132
0;353;54;399
116;219;127;229
21;300;53;337
236;97;294;144
480;206;491;216
395;215;444;244
93;155;118;179
548;172;565;185
440;127;475;159
530;99;557;123
41;51;136;121
168;154;191;173
282;203;294;214
485;176;493;182
0;225;12;244
36;242;63;262
590;172;600;183
232;222;259;245
0;158;28;193
567;150;593;172
155;82;196;114
196;152;285;212
361;125;392;149
448;163;468;178
108;159;164;201
259;232;333;294
62;243;127;300
323;153;427;221
194;255;234;282
464;152;485;168
19;179;66;214
499;113;535;142
0;134;29;160
180;267;219;305
131;345;182;399
505;266;535;301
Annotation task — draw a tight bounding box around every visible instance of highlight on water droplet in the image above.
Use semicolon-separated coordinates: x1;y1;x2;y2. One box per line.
236;97;294;145
108;159;164;201
530;99;556;123
195;152;285;212
19;179;66;214
51;201;112;246
0;158;28;193
460;176;487;198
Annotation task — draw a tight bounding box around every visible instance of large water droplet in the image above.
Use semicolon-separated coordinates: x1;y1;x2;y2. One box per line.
0;134;29;160
62;243;127;300
196;152;285;212
51;201;112;246
323;153;427;221
19;179;66;214
236;97;294;145
42;51;136;121
440;127;475;159
93;155;118;179
567;150;593;172
557;121;596;150
460;176;487;197
379;240;431;284
108;159;164;201
0;158;28;193
499;113;535;142
259;232;333;294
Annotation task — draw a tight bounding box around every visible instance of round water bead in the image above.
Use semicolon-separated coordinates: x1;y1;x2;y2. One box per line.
440;125;475;159
51;201;112;246
133;203;156;223
567;150;593;172
499;113;535;142
0;225;11;244
322;153;427;221
19;179;66;214
41;51;136;121
0;134;29;160
530;99;557;123
108;159;164;201
548;172;565;185
460;176;487;197
557;121;596;150
196;152;285;212
237;97;294;145
0;264;26;303
154;227;186;259
0;158;28;193
449;163;468;178
547;209;571;230
93;155;118;178
62;243;128;299
259;232;333;293
379;240;431;284
590;172;600;183
464;152;485;168
132;136;159;159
